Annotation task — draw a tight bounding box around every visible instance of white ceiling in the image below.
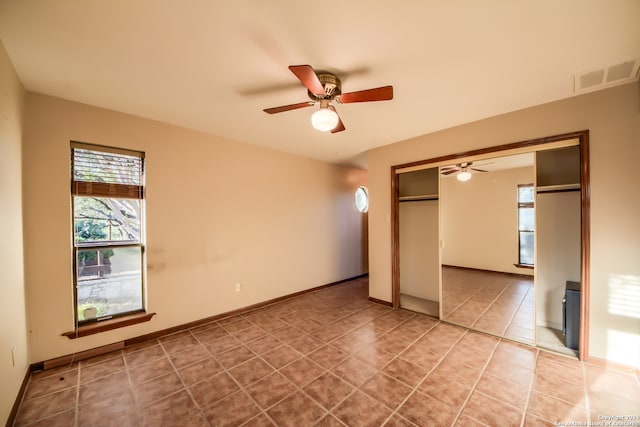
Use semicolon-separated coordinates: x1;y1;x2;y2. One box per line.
1;1;638;168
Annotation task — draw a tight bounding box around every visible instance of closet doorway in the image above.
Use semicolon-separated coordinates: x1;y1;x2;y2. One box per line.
397;167;440;317
390;131;590;360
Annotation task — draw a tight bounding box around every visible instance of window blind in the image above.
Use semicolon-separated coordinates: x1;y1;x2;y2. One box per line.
71;142;145;199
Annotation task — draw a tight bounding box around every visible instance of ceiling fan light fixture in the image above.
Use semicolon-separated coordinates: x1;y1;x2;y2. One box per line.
457;170;472;181
311;106;339;132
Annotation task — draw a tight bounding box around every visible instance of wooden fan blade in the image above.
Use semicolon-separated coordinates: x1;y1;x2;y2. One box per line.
263;101;314;114
329;106;345;133
338;85;393;103
441;169;459;175
471;168;488;172
288;65;325;96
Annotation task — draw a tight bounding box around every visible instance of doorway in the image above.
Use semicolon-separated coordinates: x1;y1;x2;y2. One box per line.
397;167;440;317
390;131;590;360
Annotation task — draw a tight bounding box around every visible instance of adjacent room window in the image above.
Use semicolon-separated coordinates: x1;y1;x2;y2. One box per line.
355;186;369;213
71;142;145;324
517;183;534;266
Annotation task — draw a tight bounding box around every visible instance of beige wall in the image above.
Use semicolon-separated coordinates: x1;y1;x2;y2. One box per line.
22;94;368;363
399;200;439;301
0;41;28;424
441;166;534;275
368;82;640;368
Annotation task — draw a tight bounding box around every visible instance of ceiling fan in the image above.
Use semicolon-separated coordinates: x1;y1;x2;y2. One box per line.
441;162;489;181
263;65;393;133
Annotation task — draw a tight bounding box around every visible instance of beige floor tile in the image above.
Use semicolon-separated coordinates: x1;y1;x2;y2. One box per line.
13;278;639;427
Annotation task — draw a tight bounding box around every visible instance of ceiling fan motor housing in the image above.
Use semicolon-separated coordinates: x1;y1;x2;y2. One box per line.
308;72;342;101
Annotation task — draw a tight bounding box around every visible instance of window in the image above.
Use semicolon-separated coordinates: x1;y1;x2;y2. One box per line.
517;184;534;266
71;142;145;324
355;186;369;213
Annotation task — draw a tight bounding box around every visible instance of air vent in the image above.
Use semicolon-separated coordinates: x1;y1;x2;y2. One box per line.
606;60;636;82
574;57;640;94
579;69;605;90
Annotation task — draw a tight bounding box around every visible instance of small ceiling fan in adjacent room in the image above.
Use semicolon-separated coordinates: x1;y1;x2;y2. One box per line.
441;162;489;181
263;65;393;133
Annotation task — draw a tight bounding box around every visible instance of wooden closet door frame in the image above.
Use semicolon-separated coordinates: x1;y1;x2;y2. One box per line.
390;130;590;361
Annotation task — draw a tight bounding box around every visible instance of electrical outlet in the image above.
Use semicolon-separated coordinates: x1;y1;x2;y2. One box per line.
234;283;241;293
241;282;247;290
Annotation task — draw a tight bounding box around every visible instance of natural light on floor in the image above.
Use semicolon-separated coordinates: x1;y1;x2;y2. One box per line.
606;329;640;368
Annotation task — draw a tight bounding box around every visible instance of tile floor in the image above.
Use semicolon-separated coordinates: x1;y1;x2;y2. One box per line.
442;266;535;344
399;293;438;318
535;325;577;357
13;277;640;426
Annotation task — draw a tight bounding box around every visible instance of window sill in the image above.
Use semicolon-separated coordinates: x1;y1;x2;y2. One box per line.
62;312;156;339
514;263;534;270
